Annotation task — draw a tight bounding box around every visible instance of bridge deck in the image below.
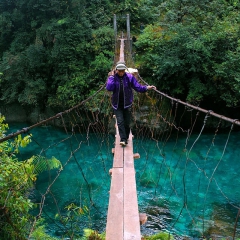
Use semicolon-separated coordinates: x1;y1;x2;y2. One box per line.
106;131;141;239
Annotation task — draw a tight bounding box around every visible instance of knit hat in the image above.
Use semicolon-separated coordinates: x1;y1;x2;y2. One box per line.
116;63;127;70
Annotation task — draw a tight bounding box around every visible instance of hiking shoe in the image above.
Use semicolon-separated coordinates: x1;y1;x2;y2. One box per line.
120;141;126;146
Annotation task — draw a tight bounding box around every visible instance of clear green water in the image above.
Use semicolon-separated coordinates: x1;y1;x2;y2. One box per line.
8;123;240;239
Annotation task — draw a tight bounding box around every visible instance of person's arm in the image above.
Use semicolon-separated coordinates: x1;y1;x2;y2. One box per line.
129;74;156;92
129;74;147;92
106;74;116;91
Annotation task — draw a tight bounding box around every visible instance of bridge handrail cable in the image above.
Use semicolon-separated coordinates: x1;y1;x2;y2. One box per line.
1;41;240;143
138;73;240;127
0;83;106;143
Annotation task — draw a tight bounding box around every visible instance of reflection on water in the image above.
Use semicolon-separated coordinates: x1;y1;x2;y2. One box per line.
8;123;240;239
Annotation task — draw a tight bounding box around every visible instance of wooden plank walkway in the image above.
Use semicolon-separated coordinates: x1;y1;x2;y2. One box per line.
119;39;125;63
106;130;141;240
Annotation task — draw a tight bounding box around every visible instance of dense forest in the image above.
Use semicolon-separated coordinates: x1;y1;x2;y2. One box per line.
0;0;240;239
0;0;162;110
0;0;239;114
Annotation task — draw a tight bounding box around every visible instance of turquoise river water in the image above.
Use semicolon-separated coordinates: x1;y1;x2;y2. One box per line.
8;123;240;239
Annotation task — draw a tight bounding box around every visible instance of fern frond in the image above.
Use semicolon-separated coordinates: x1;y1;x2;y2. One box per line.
27;155;62;175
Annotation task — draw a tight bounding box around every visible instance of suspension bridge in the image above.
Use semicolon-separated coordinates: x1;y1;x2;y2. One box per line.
1;15;240;240
106;32;146;239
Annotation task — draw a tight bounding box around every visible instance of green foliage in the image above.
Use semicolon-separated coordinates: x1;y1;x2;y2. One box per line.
136;0;240;107
82;228;106;240
0;116;32;155
143;231;174;240
0;116;36;239
30;220;59;240
27;155;63;175
0;0;239;110
54;203;90;239
0;115;63;239
0;45;50;106
0;0;115;108
14;134;32;150
0;114;8;137
0;0;167;108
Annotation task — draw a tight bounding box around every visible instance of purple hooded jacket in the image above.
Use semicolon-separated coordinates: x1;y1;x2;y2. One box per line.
106;72;147;110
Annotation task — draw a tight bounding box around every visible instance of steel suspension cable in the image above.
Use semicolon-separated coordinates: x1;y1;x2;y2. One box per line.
0;84;107;143
137;74;240;127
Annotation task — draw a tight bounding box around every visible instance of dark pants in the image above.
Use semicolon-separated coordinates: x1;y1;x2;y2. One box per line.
114;107;131;142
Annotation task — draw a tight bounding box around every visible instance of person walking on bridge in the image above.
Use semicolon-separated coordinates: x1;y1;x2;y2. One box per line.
106;62;156;146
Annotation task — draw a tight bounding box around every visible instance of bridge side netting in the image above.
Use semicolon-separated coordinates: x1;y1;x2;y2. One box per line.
129;86;240;238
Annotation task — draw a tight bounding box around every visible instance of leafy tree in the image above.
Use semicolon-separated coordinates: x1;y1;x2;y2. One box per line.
0;0;239;112
135;0;240;108
0;0;115;108
0;115;62;239
0;45;50;106
0;0;164;109
0;115;35;239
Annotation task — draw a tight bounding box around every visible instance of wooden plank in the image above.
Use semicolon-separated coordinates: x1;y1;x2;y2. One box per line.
123;133;141;239
113;131;124;168
106;168;124;240
119;39;125;62
106;131;141;239
133;153;140;159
